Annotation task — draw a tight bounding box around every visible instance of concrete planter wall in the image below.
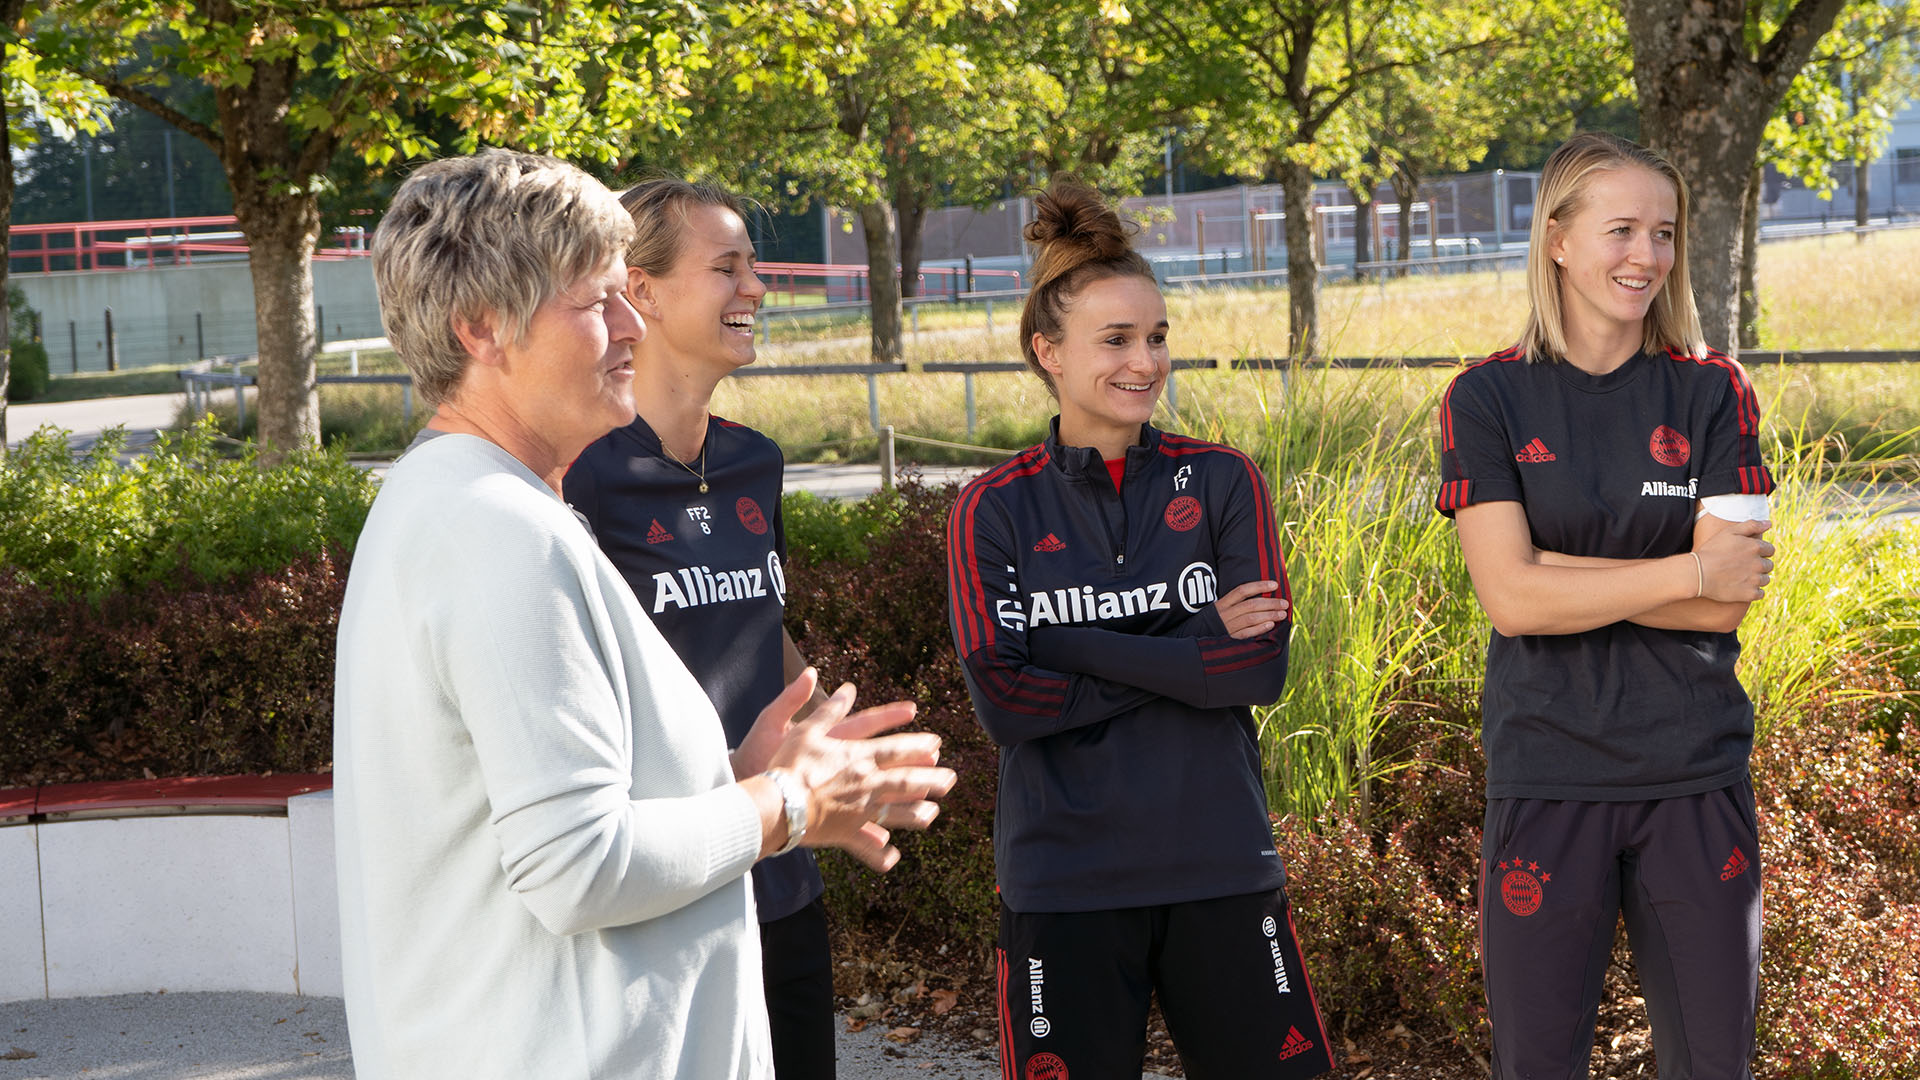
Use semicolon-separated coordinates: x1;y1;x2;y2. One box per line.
0;778;340;1002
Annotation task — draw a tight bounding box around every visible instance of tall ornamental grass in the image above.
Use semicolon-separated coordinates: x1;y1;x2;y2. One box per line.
1174;369;1483;821
1739;417;1920;740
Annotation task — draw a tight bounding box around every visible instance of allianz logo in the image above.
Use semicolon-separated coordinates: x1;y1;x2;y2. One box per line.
652;551;786;612
996;561;1217;631
1640;478;1699;499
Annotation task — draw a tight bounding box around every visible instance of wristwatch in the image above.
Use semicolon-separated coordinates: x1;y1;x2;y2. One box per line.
764;769;808;856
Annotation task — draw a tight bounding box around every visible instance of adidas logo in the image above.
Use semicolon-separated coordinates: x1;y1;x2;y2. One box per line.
1515;437;1557;463
1277;1025;1315;1061
1720;848;1750;881
1033;533;1066;553
646;519;675;544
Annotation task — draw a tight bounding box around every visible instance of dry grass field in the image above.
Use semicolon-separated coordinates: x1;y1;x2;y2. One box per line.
174;225;1913;459
710;227;1920;463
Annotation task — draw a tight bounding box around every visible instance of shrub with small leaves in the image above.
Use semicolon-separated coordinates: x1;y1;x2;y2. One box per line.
1753;669;1920;1078
1274;721;1489;1055
6;341;50;402
783;479;1001;956
0;418;374;598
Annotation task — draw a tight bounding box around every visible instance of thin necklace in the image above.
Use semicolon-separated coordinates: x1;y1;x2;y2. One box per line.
661;424;709;494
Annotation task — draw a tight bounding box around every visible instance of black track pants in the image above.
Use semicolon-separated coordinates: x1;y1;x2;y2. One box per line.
762;896;836;1080
996;889;1334;1080
1480;783;1762;1080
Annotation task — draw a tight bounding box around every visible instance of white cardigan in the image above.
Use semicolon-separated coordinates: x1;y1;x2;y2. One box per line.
333;434;771;1079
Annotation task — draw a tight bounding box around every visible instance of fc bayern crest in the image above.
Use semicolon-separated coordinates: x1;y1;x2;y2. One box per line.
1497;857;1551;917
1164;495;1202;532
1649;425;1691;467
736;496;769;535
1025;1052;1069;1080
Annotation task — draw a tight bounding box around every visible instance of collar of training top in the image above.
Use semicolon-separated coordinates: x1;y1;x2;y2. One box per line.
1043;417;1163;477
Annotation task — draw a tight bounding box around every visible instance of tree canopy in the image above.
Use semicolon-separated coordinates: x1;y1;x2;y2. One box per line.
21;0;711;452
8;0;1912;423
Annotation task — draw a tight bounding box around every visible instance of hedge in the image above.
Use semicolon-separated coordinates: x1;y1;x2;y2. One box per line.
783;480;1002;952
0;552;345;786
0;419;374;598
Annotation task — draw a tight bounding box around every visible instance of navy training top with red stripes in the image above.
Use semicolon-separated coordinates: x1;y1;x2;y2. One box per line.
946;419;1292;913
1435;346;1776;801
566;414;822;923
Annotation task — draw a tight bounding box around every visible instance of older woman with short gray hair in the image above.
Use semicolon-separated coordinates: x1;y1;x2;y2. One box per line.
333;149;954;1080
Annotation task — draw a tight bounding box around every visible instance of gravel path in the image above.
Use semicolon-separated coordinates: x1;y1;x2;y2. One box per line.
0;993;1021;1079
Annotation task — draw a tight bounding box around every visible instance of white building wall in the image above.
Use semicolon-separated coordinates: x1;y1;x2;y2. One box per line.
14;257;382;373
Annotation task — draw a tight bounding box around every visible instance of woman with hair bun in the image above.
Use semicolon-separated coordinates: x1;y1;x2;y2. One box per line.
945;180;1334;1080
1436;132;1775;1077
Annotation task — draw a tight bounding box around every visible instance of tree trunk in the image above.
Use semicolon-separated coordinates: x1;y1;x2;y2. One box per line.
0;17;17;452
1622;0;1851;355
893;179;928;300
1738;161;1762;350
1348;180;1373;282
1278;162;1318;360
1390;171;1418;277
208;43;329;458
1853;152;1870;237
234;188;322;452
856;200;904;365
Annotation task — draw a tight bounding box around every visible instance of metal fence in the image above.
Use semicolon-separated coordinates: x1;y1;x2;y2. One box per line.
180;347;1920;454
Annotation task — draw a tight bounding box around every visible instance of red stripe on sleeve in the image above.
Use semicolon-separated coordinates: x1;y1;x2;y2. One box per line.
1200;635;1283;675
946;447;1049;656
1440;346;1525;453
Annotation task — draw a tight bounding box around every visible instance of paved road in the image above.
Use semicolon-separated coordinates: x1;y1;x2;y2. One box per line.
0;991;1111;1079
6;393;188;456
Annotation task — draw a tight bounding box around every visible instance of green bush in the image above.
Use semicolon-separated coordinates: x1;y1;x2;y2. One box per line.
0;418;375;598
6;341;50;402
781;487;910;564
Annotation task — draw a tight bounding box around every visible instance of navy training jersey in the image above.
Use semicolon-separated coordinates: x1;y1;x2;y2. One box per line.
567;414;822;922
1436;346;1776;801
947;420;1292;913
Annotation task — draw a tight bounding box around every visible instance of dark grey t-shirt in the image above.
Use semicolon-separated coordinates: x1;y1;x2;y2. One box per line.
1436;346;1775;801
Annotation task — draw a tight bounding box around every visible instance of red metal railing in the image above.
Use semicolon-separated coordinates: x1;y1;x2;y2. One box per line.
8;218;1022;297
9;215;370;273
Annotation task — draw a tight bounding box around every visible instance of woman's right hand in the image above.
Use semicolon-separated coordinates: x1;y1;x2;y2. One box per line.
759;671;956;871
1213;579;1289;639
1694;518;1774;602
